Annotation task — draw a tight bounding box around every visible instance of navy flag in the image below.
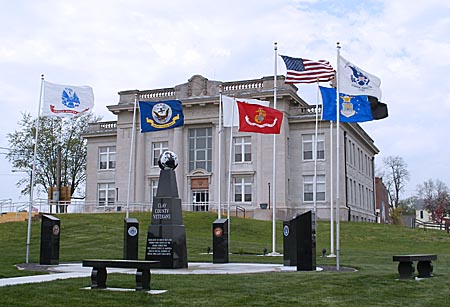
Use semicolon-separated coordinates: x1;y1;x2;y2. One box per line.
320;86;384;123
139;100;184;132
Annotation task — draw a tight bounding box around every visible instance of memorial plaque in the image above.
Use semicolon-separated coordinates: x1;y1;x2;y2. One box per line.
212;218;229;263
124;218;139;260
283;211;316;270
296;210;316;271
40;214;60;265
283;216;299;266
145;151;188;269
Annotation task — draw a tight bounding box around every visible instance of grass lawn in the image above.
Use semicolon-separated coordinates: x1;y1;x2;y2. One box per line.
1;211;449;306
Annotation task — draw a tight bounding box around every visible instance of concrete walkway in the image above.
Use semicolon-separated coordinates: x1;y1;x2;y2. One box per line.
0;262;305;287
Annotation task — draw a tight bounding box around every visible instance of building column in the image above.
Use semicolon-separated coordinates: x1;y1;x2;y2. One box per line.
173;128;184;198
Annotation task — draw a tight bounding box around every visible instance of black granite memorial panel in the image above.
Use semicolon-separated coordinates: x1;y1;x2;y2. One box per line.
124;218;139;260
213;218;229;263
297;210;316;271
40;214;60;265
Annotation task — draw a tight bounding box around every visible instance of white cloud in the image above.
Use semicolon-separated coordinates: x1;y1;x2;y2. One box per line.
1;0;450;200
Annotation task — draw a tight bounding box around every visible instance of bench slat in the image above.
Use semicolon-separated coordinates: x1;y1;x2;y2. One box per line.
83;259;159;270
393;254;437;262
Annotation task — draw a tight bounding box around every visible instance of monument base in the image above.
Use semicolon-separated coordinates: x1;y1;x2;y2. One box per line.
145;224;188;269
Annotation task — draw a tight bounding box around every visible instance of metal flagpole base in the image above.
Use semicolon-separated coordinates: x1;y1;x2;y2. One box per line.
327;253;336;258
267;252;282;257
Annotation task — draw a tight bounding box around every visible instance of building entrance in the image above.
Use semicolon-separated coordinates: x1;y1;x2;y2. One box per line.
192;190;209;211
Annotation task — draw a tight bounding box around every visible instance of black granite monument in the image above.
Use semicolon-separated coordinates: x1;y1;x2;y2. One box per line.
283;214;300;266
296;210;316;271
283;210;316;271
124;218;139;260
40;214;60;265
145;151;188;269
212;218;229;263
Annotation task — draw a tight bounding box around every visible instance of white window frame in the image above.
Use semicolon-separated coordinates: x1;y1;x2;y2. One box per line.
233;176;253;203
152;141;168;166
234;136;251;163
188;128;213;172
302;134;325;161
98;146;116;170
303;175;325;202
150;179;159;200
98;183;115;206
192;190;210;212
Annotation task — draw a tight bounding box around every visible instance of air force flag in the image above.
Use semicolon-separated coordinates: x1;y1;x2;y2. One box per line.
139;100;184;132
320;86;373;123
42;81;94;117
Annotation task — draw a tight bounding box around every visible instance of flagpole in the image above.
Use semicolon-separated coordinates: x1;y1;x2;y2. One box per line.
336;42;341;270
26;74;44;263
126;93;138;219
270;42;278;255
226;97;235;252
329;120;335;257
313;81;319;224
218;86;223;219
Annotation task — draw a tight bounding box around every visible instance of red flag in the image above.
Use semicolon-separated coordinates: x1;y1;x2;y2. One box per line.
237;101;283;134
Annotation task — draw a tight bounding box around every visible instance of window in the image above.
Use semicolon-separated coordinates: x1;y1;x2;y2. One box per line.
188;128;213;172
352;143;356;167
192;190;209;212
150;179;159;200
98;183;115;206
152;141;168;166
234;176;253;203
99;146;116;170
303;175;325;202
302;134;325;161
234;136;251;162
348;178;353;205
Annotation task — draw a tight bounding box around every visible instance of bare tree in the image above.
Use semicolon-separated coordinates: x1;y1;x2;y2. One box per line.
382;155;410;208
417;179;450;224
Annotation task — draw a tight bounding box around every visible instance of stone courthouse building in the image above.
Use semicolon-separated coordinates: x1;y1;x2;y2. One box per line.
83;75;379;222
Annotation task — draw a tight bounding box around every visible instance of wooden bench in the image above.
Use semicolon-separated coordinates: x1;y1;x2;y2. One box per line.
82;259;159;291
392;254;437;279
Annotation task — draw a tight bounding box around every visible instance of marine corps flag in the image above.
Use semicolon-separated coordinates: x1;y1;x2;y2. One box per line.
139;100;184;132
237;101;283;134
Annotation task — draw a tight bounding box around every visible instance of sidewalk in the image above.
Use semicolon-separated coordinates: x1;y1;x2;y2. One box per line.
0;262;299;287
1;262;352;288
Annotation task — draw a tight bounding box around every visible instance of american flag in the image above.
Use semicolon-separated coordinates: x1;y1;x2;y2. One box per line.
280;55;335;84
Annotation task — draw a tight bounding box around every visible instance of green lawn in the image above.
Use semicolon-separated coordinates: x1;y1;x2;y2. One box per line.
1;212;449;306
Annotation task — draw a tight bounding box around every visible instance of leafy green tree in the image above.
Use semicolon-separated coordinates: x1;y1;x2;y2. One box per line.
6;112;101;198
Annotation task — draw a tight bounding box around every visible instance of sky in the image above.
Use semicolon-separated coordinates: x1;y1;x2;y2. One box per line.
1;0;449;203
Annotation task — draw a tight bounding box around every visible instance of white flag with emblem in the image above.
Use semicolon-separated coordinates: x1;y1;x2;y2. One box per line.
42;81;94;117
338;55;382;100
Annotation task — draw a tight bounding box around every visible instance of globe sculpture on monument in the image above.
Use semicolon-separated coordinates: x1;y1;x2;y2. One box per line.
145;151;188;268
